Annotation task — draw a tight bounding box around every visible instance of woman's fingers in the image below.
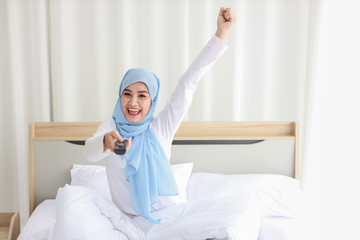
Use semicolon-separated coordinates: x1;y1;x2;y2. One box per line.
104;130;131;154
110;130;123;143
103;133;114;152
218;7;225;17
104;131;121;152
224;11;231;21
223;8;236;23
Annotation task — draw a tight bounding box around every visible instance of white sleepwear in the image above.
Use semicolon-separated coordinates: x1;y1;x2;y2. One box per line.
84;35;227;216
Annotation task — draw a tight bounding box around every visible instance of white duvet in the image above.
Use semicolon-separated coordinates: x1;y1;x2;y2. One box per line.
48;185;145;240
19;171;302;240
133;195;262;240
45;184;262;240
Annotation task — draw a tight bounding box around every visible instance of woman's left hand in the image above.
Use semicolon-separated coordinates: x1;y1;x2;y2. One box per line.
216;7;237;41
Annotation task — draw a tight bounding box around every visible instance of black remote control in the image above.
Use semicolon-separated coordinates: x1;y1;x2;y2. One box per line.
114;140;127;155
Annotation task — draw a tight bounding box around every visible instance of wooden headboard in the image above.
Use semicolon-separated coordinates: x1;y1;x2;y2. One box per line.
29;121;299;215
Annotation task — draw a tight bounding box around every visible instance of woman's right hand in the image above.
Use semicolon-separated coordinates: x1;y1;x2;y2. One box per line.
215;7;237;41
103;130;131;153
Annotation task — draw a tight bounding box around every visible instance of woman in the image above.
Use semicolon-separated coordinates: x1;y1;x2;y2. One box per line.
84;7;237;223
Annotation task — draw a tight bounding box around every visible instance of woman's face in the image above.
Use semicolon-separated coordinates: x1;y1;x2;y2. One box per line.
120;82;152;123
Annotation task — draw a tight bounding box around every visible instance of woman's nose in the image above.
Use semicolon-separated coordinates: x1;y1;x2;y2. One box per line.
129;96;138;106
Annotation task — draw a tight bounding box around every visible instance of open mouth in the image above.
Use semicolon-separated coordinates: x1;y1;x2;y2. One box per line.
127;108;141;116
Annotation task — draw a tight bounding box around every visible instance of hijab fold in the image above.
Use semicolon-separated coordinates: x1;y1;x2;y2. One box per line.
112;68;178;223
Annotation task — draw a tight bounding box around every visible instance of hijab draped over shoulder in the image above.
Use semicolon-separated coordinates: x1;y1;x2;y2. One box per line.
112;68;178;223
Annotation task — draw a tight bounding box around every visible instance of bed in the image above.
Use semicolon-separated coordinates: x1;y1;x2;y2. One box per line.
19;121;302;240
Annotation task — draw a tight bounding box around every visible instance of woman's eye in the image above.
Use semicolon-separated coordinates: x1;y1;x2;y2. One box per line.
123;92;131;96
139;94;147;98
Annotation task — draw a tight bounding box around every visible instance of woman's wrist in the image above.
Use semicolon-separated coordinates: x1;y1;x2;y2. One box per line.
215;29;227;41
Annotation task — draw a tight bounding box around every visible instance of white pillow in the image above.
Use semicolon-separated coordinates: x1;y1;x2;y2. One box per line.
71;165;112;201
150;163;194;211
170;162;193;202
70;163;193;204
187;173;303;218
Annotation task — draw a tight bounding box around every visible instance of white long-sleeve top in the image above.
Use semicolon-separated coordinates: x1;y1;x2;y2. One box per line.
84;35;227;216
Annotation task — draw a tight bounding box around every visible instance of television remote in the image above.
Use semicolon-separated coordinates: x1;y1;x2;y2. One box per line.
114;140;127;155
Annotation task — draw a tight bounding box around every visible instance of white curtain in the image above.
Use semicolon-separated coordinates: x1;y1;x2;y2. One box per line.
48;0;313;123
3;1;358;238
301;0;360;239
0;0;51;227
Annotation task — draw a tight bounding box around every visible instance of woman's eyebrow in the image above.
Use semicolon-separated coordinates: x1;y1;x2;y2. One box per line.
123;88;149;94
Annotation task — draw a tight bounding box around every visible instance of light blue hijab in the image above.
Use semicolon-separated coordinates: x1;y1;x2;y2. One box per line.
112;68;178;223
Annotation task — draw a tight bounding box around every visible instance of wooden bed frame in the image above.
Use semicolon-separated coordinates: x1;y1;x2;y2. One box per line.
28;121;299;215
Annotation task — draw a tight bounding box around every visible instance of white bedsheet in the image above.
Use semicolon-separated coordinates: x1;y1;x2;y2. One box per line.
18;200;298;240
258;217;298;240
19;173;302;240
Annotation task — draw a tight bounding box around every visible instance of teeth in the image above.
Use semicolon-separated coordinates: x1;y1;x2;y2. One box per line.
128;108;140;115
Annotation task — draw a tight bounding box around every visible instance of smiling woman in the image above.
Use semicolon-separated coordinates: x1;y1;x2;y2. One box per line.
121;82;152;124
83;7;236;223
